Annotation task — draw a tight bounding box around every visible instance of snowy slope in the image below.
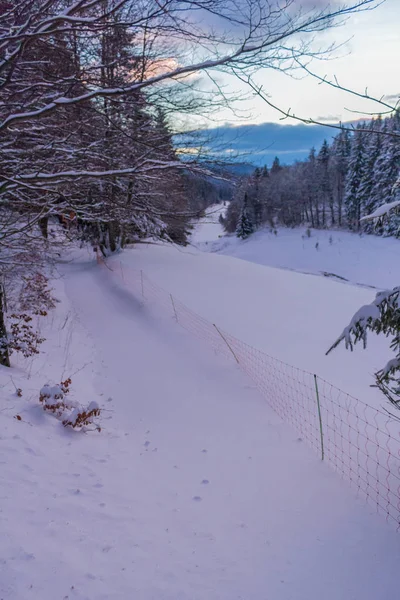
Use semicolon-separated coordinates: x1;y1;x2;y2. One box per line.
199;210;400;290
123;242;391;405
191;204;226;246
1;250;400;599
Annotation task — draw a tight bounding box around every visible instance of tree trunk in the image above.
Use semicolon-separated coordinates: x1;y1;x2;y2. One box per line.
356;201;361;231
308;198;315;227
39;216;49;239
337;174;343;227
0;285;10;367
329;196;335;226
315;199;320;227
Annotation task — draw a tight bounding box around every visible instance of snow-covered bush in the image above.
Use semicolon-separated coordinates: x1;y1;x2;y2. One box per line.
62;402;101;431
0;272;57;364
39;379;101;432
2;313;45;358
40;379;74;416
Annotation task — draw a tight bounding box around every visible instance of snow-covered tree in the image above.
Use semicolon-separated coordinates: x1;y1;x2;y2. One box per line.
344;127;366;229
330;130;351;227
236;195;254;239
303;148;320;227
368;113;400;236
317;139;334;226
358;117;384;230
244;168;264;228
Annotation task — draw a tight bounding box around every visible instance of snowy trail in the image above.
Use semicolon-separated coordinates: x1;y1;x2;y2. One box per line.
55;259;399;599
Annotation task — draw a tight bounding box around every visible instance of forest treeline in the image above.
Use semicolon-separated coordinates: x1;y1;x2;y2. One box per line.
223;113;400;238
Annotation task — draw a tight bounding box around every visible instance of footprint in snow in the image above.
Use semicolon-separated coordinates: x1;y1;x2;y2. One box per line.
201;479;209;485
192;496;202;502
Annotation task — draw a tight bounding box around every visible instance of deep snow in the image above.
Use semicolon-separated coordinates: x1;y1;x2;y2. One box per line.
1;234;400;598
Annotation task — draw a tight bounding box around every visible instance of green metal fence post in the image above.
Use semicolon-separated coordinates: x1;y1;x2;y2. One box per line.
314;374;325;461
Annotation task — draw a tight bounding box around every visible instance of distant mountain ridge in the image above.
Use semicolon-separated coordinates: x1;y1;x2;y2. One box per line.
201;121;346;167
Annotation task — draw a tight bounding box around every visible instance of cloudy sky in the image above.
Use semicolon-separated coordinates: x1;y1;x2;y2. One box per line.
211;0;400;126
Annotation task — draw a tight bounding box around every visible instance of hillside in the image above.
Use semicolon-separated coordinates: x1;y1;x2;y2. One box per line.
2;3;399;599
206;224;400;290
1;237;400;598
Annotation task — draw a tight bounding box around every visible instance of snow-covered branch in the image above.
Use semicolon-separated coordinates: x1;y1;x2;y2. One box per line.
0;1;380;131
328;285;400;410
360;200;400;222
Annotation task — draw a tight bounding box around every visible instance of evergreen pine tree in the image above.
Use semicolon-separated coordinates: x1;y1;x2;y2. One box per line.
236;194;254;239
317;139;333;226
358;117;383;230
304;147;319;227
330;130;351;227
251;168;263;227
271;156;282;175
369;112;400;236
344;127;366;229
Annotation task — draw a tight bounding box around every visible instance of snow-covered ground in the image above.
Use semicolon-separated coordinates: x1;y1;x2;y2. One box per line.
197;205;400;290
191;204;226;247
1;229;400;598
127;241;391;406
